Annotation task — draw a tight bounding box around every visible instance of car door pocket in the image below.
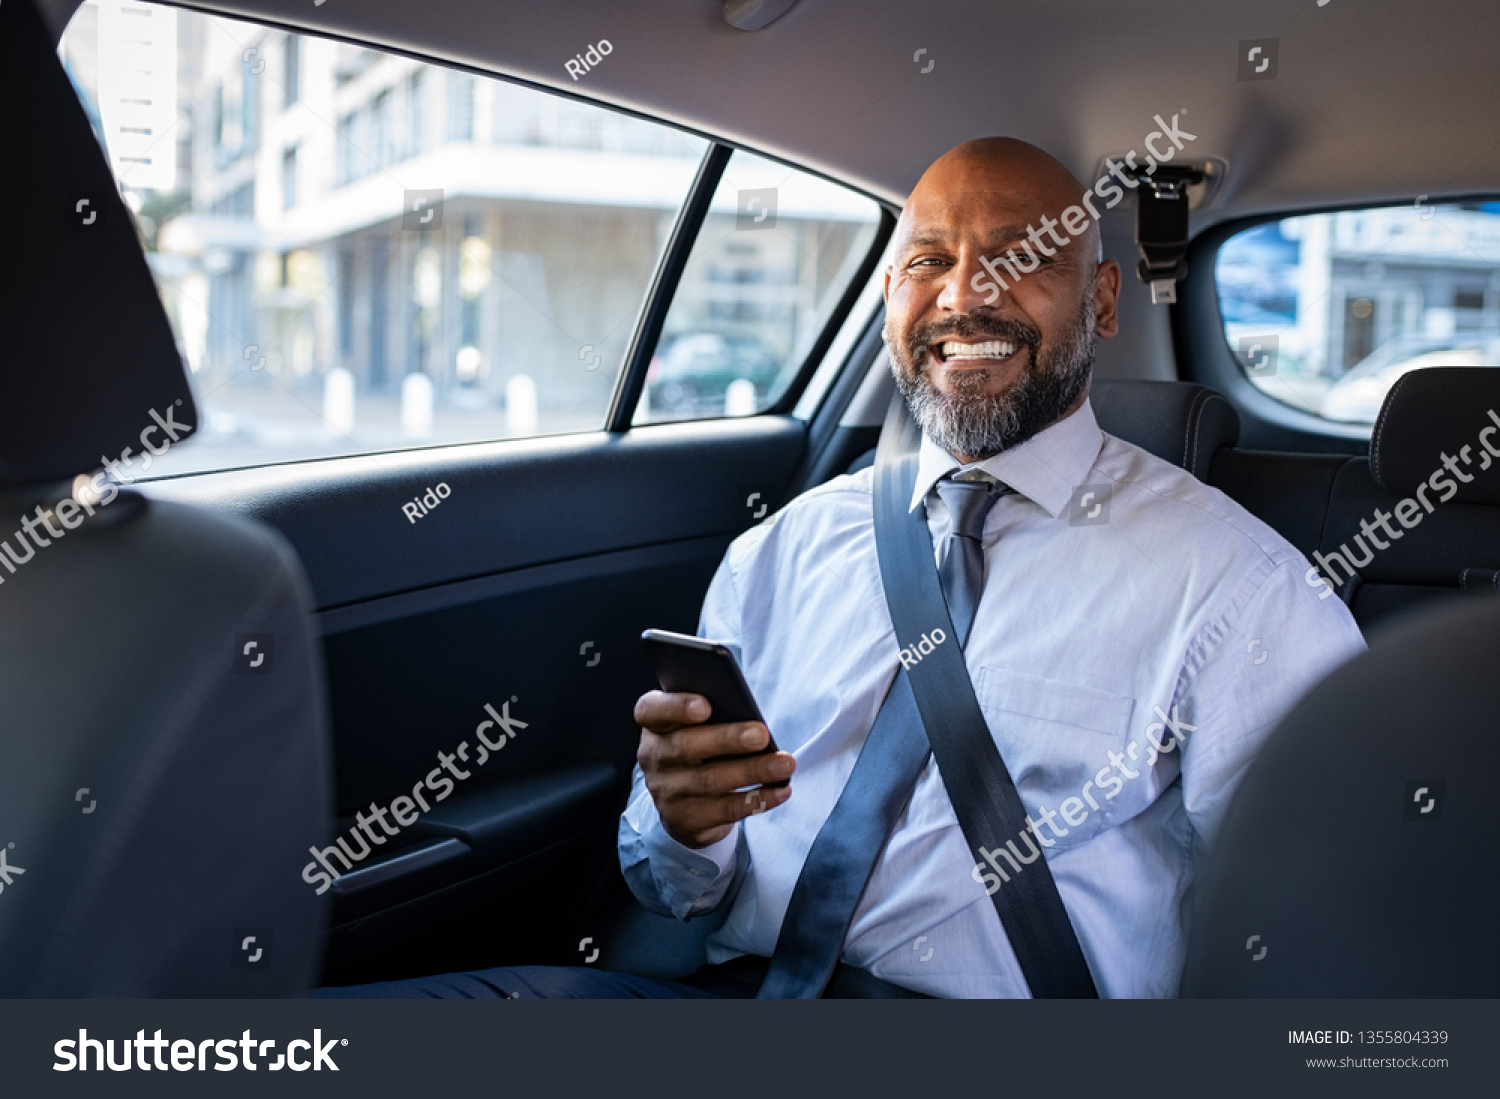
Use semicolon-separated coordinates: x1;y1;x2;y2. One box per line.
972;666;1136;847
329;762;622;924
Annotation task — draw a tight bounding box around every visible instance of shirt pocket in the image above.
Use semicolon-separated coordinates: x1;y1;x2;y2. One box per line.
972;665;1136;848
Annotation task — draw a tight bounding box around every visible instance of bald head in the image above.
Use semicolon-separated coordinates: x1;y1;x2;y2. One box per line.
897;137;1103;268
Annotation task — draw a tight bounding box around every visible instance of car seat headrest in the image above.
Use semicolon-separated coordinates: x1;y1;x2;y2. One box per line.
1089;380;1240;482
0;0;196;489
1369;367;1500;505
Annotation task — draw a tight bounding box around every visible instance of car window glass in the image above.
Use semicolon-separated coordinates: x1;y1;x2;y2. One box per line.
1215;202;1500;427
61;1;709;476
634;149;882;424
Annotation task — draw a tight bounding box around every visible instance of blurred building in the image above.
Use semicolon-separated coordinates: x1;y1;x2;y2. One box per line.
1221;205;1500;379
155;25;703;420
1291;206;1500;375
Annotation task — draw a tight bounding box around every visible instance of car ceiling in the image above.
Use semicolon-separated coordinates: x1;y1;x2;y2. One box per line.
41;0;1500;227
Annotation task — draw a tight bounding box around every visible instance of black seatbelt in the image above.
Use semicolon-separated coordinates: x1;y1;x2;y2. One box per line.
870;397;1099;999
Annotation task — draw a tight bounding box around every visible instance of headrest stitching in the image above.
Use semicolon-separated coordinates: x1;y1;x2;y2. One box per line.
1182;387;1209;473
1369;370;1419;490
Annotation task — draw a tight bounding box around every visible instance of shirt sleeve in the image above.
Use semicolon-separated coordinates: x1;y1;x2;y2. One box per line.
616;549;748;919
1174;555;1367;850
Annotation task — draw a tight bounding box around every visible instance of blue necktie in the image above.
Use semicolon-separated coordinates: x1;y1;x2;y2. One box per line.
757;473;1004;998
934;475;1003;646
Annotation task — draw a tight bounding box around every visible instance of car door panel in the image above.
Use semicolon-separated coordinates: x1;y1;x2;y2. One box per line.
318;534;729;807
142;417;806;983
146;418;803;607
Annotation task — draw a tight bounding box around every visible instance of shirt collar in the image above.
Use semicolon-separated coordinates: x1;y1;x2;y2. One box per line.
909;397;1105;519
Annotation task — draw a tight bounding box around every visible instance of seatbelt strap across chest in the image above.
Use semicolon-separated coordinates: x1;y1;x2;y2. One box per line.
871;425;1098;999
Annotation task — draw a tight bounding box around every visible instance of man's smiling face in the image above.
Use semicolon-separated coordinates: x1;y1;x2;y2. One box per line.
883;138;1121;463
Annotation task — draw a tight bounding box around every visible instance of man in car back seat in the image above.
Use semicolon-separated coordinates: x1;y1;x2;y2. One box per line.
320;137;1365;1000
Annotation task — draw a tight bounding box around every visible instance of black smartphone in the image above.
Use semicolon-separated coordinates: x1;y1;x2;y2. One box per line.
640;629;780;761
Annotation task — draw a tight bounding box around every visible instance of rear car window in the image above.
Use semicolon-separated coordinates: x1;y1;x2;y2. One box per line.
61;1;709;476
634;148;883;424
1215;201;1500;426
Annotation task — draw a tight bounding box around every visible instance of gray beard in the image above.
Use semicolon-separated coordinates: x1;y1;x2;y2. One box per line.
889;295;1097;461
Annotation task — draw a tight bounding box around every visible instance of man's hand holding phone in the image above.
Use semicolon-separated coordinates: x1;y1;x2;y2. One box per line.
633;691;795;849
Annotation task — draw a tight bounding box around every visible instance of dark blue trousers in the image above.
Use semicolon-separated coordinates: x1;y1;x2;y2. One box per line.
314;965;721;999
314;954;929;999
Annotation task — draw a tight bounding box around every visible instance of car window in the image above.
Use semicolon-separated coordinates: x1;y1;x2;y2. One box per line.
61;1;709;476
634;149;883;424
1215;201;1500;426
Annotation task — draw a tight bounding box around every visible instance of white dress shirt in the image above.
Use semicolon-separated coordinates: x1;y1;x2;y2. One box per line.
619;397;1366;997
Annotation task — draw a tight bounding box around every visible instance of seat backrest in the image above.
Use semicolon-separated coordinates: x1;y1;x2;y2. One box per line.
1181;596;1500;996
1209;369;1500;632
1088;379;1240;482
0;493;333;996
1319;369;1500;628
0;0;331;995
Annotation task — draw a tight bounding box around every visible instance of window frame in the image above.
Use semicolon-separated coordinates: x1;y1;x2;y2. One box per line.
604;148;895;430
605;143;731;430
